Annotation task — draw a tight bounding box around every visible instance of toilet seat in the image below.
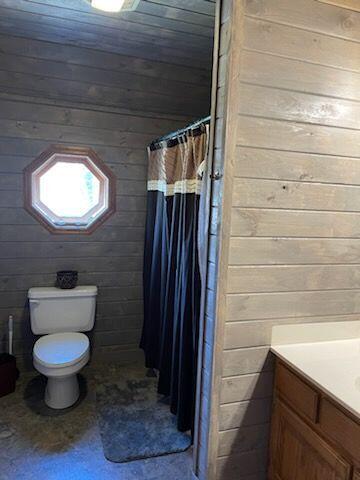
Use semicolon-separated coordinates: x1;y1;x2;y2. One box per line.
33;332;89;369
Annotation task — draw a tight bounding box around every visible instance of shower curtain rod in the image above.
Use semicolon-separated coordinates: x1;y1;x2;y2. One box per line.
151;115;211;145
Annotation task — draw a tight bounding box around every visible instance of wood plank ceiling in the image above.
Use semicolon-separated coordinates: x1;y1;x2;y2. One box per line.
0;0;216;70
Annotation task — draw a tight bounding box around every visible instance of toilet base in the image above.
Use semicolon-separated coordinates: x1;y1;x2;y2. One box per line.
45;374;79;409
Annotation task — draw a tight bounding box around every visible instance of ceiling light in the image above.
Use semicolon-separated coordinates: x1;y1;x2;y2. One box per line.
89;0;140;12
91;0;125;12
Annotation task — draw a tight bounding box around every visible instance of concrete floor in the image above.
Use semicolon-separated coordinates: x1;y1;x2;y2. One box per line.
0;363;192;480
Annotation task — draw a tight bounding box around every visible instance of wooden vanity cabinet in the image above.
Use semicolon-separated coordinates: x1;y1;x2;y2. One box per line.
269;360;360;480
269;399;351;480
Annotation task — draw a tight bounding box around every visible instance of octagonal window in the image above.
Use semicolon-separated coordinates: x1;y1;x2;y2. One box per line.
24;146;116;233
39;162;101;218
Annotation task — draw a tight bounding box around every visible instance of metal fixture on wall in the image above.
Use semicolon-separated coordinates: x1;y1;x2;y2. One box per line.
87;0;140;12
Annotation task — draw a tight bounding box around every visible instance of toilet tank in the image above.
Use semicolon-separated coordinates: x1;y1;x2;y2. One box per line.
28;286;98;335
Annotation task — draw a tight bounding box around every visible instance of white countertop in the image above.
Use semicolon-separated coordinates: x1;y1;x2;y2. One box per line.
271;321;360;420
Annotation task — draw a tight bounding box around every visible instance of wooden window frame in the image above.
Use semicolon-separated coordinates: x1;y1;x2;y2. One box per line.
23;145;116;234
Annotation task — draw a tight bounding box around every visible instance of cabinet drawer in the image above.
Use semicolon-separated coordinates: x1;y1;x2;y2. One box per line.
319;398;360;461
276;362;319;422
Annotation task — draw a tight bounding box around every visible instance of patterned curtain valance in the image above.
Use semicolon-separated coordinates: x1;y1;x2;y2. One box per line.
147;126;208;196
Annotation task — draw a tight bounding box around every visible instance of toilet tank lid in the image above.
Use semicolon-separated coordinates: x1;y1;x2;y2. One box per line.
28;286;98;299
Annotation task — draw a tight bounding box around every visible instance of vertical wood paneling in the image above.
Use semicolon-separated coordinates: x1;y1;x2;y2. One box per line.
195;0;225;477
203;0;246;479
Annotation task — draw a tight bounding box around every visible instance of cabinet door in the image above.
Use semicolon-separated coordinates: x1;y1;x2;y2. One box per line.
269;398;351;480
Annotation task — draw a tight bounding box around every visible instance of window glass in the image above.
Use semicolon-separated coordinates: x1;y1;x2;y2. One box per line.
39;162;100;218
24;147;116;233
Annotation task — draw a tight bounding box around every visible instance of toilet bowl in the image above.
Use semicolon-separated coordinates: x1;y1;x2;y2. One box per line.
28;286;97;409
33;332;90;409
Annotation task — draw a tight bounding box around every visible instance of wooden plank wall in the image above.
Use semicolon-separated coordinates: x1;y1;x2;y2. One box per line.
0;4;213;369
195;0;225;477
208;0;360;478
196;0;232;478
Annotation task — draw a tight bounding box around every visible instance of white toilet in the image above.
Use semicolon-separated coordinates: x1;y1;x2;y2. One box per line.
28;286;98;409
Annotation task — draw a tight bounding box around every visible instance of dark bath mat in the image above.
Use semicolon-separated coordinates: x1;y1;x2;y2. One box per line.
95;370;191;463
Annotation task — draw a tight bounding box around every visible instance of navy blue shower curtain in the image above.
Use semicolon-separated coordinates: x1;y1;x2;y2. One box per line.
140;125;208;432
